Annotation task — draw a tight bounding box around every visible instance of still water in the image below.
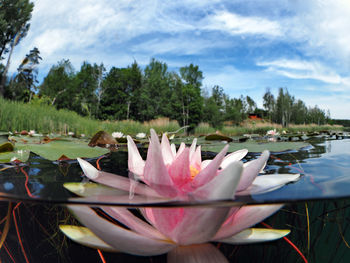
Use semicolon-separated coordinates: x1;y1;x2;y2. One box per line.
0;137;350;262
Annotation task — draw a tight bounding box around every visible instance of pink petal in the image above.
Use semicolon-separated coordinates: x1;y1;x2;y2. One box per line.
160;162;242;245
213;204;283;240
190;145;202;170
193;161;243;200
189;138;197;160
220;149;248;169
175;142;186;159
236;150;270;192
149;206;230;245
171;143;177;156
67;205;176;256
167;243;228;263
191;145;229;189
77;158;161;197
168;148;191;188
200;160;211;170
102;207;168;240
236;173;300;196
144;129;177;197
161;133;174;165
127;135;145;177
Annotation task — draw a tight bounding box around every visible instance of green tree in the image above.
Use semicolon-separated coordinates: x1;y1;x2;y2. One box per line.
202;86;225;128
0;0;34;95
263;88;275;122
179;64;203;130
72;62;102;117
245;95;257;113
39;59;75;109
139;58;171;121
6;47;41;101
276;88;294;127
100;67;127;120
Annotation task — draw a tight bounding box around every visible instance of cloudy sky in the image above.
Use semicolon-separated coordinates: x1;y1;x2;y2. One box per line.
9;0;350;119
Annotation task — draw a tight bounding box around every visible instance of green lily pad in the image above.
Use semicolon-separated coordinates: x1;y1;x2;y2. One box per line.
205;133;233;142
10;135;109;161
201;141;309;153
0;149;30;163
172;137;309;153
0;142;14;153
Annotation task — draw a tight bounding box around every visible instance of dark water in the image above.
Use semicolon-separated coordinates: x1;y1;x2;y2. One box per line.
1;138;350;262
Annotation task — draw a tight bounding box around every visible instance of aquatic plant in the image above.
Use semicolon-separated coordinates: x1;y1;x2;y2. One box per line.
61;129;300;262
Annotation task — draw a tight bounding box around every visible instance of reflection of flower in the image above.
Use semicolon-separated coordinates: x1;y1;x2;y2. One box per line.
62;129;300;262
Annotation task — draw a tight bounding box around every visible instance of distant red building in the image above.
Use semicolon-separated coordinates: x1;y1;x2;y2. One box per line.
248;113;262;120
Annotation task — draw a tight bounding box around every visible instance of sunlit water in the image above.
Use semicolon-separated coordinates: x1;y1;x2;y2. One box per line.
1;137;350;262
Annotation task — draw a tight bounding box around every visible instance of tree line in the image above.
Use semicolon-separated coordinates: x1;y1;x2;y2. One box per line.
0;0;330;129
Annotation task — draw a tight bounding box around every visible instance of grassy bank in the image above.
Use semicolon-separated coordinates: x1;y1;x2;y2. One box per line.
0;97;179;136
0;97;343;137
194;121;343;136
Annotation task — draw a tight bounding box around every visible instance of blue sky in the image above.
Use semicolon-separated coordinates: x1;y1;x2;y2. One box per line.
9;0;350;119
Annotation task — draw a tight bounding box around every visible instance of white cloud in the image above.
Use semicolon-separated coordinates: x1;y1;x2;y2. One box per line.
257;59;350;86
283;0;350;66
203;10;283;37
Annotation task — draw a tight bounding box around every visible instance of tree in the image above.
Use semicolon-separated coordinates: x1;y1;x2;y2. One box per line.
39;59;75;109
99;67;130;120
202;86;225;128
0;0;34;95
72;62;101;117
138;58;171;121
276;88;294;127
263;88;275;122
245;95;257;113
6;47;41;101
179;64;203;130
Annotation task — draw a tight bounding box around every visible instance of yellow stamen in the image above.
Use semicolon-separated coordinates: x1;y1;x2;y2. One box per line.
190;166;200;180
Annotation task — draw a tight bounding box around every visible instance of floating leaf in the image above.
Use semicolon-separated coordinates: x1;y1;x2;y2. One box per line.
14;139;109;161
0;149;30;163
205;133;233;142
0;142;14;153
201;141;309;153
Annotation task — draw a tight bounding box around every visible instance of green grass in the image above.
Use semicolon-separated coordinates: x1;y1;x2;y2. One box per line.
0;97;180;136
0;97;343;137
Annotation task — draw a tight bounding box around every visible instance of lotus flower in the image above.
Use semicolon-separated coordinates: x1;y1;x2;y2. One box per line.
62;129;300;262
112;131;124;138
136;132;147;139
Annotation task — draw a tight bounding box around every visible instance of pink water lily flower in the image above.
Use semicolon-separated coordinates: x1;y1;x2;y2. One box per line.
62;129;300;262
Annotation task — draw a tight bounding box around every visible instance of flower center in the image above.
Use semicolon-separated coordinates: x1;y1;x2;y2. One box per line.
190;166;200;180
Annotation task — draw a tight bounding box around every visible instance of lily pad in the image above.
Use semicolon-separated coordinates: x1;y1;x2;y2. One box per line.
0;142;14;153
205;133;233;142
9;135;109;161
0;149;30;163
201;141;309;153
171;137;309;153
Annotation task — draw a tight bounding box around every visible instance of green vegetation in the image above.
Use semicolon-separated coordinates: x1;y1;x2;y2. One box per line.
0;97;181;136
0;97;340;137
